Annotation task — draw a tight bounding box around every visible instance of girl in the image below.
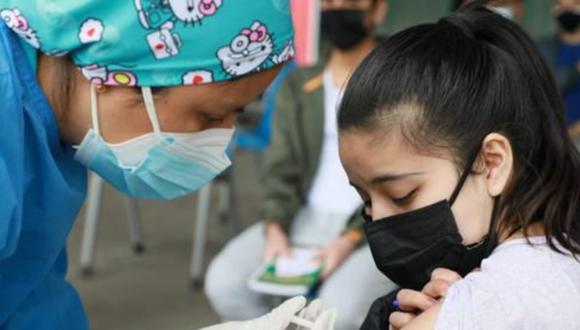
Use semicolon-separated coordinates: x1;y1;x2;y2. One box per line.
338;3;580;329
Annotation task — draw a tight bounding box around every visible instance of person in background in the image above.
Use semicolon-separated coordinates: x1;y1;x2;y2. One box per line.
0;1;336;329
538;0;580;145
204;1;396;329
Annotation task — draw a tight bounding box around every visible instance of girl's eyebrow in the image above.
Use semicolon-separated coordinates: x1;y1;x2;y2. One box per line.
348;172;425;189
370;172;424;184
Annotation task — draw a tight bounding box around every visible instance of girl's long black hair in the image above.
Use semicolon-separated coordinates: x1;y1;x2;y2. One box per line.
338;3;580;255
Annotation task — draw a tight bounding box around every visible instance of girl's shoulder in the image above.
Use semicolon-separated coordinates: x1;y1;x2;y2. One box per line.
484;236;580;278
435;236;580;330
477;236;580;298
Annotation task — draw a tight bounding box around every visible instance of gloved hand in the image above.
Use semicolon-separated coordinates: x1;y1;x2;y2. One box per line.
296;299;338;330
199;296;338;330
199;296;306;330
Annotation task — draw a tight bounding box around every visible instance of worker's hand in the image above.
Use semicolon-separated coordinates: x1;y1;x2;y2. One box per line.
388;268;463;330
297;299;338;330
199;296;307;330
310;310;337;330
313;235;356;279
263;221;291;262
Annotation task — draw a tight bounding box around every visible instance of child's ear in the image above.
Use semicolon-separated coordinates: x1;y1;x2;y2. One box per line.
481;133;514;197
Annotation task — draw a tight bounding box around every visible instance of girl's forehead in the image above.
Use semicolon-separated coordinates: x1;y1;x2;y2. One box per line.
340;131;413;171
339;129;457;180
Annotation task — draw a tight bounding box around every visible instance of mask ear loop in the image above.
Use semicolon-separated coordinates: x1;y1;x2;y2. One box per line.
485;197;501;254
451;147;501;255
90;83;101;135
141;87;163;141
449;149;482;206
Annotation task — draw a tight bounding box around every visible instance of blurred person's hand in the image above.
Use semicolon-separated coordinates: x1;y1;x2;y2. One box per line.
388;268;464;330
263;221;291;262
313;234;357;279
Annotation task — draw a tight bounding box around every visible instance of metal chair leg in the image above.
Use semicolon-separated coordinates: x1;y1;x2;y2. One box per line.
217;181;230;221
124;197;145;254
227;169;241;237
79;173;103;277
190;183;213;290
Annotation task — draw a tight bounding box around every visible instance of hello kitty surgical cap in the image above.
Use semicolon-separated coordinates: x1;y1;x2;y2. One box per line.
0;1;295;87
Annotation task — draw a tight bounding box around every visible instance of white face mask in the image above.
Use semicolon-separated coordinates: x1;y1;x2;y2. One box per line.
107;130;233;169
106;133;158;168
74;84;235;200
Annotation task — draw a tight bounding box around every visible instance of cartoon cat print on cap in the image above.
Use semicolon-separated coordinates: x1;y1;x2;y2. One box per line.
135;0;222;29
218;21;295;77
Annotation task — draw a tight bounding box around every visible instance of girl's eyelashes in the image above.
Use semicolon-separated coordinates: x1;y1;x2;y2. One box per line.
391;187;418;207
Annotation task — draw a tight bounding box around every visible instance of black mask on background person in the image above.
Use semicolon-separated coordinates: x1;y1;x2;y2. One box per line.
321;10;370;50
363;152;499;291
557;10;580;33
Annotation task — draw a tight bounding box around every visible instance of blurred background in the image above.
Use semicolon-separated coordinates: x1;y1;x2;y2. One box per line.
66;0;575;329
379;0;555;39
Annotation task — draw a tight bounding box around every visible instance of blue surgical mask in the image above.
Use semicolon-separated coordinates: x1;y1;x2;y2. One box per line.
74;84;234;200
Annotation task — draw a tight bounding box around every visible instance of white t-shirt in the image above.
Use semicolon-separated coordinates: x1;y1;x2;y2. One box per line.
308;70;362;216
435;236;580;330
306;70;361;216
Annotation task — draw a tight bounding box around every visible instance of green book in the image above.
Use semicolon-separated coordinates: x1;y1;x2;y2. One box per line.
248;247;323;296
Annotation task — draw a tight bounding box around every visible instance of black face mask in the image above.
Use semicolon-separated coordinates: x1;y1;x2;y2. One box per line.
557;11;580;33
320;10;370;50
363;154;499;290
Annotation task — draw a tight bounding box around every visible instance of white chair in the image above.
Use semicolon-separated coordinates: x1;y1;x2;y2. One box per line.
79;172;235;289
79;174;146;276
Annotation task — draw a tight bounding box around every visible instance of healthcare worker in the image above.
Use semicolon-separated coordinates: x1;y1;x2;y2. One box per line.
0;1;334;329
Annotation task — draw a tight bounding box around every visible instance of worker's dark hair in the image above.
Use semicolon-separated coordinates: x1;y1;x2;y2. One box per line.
338;4;580;255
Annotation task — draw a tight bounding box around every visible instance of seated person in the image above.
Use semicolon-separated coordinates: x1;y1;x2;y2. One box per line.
205;1;396;329
338;4;580;330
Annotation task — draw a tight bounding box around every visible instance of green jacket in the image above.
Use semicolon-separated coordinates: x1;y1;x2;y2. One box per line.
258;59;365;237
